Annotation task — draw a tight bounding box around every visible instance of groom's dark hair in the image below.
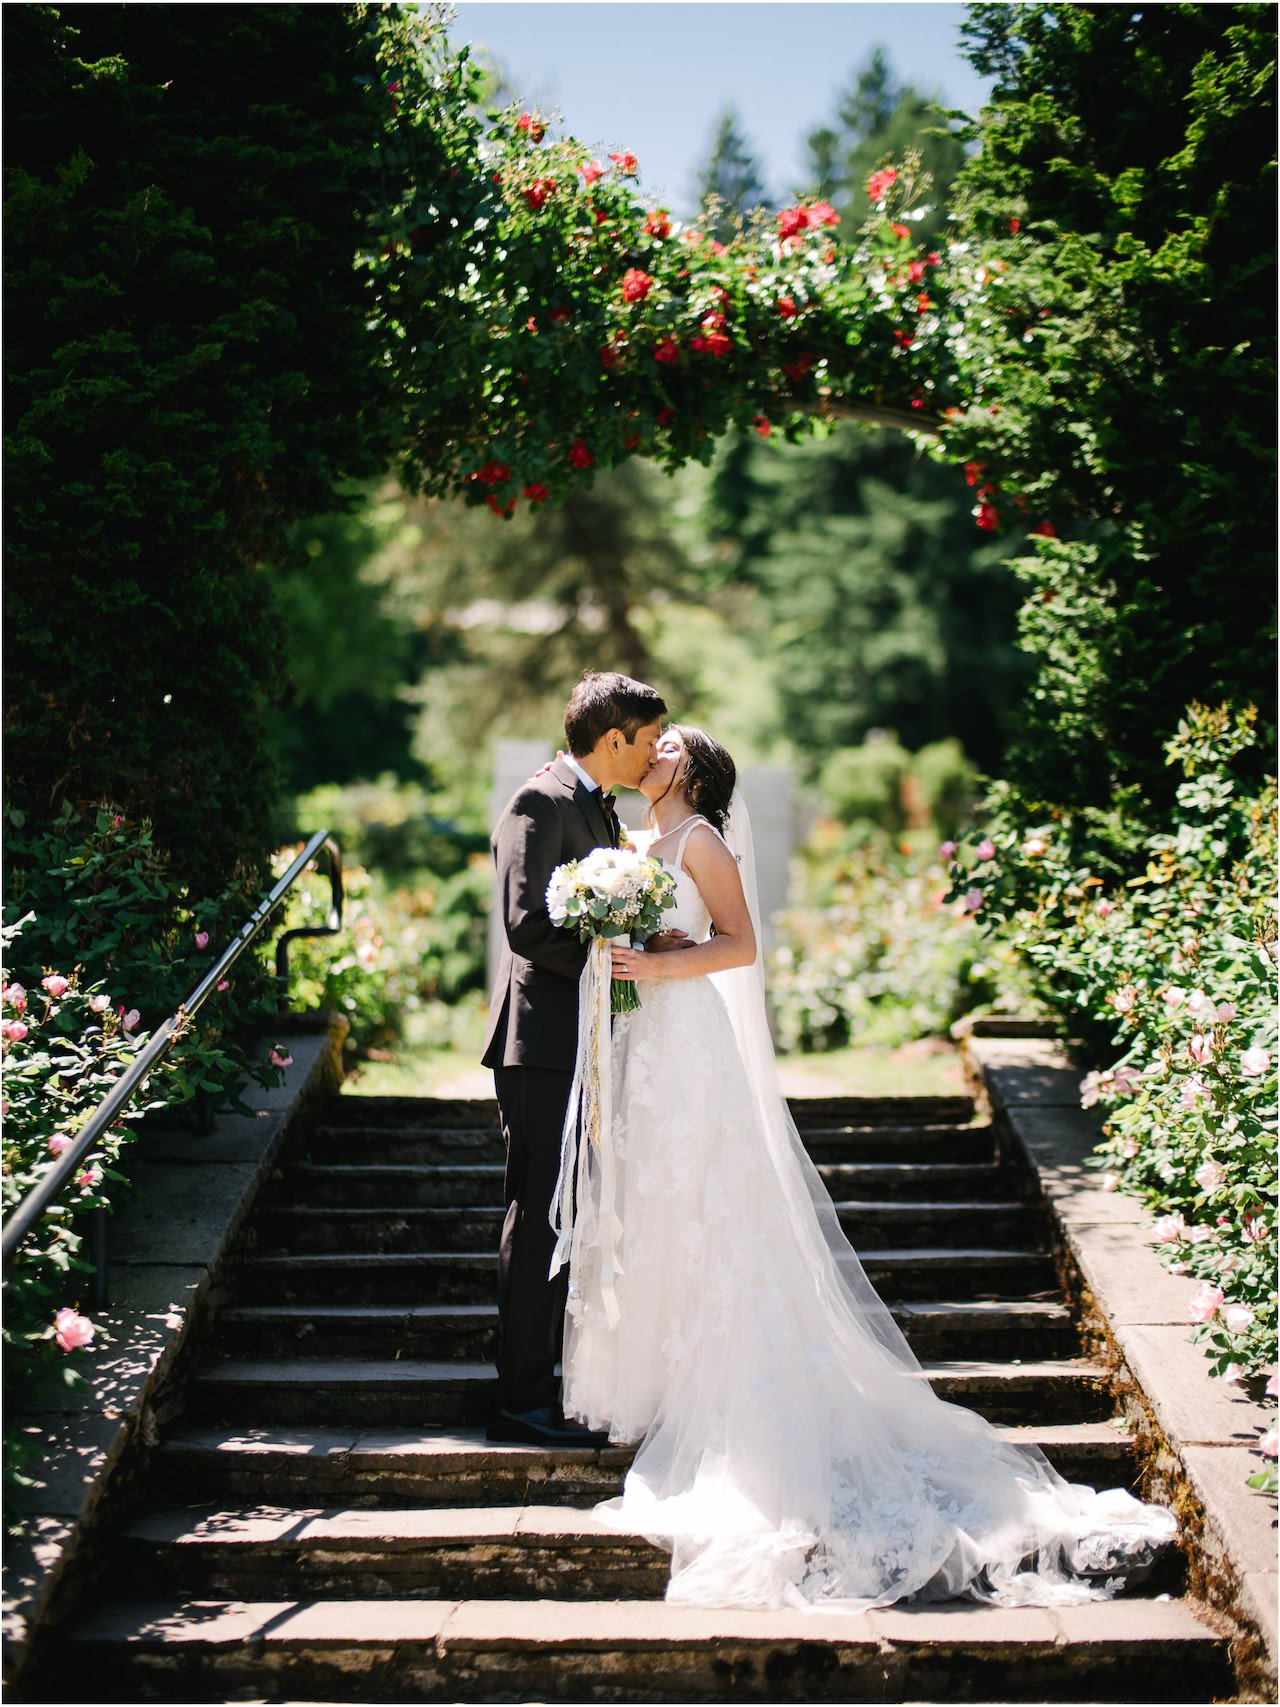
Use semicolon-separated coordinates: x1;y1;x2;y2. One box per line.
564;671;667;756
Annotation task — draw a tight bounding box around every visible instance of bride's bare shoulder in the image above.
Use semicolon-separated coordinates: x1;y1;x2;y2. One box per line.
680;818;737;874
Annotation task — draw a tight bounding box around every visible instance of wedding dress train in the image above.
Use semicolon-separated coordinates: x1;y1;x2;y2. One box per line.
559;810;1176;1611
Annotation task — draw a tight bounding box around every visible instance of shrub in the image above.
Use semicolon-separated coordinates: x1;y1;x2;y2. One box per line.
280;851;490;1060
819;736;912;833
771;834;1041;1053
1;805;288;1494
4;5;401;893
944;703;1277;1477
818;734;981;838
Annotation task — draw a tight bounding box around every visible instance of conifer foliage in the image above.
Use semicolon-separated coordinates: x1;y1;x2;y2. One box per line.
4;4;399;886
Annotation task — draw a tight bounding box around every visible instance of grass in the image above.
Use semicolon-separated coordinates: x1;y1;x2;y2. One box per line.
343;1006;967;1101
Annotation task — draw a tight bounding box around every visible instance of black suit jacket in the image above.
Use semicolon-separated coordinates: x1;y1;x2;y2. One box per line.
482;758;617;1071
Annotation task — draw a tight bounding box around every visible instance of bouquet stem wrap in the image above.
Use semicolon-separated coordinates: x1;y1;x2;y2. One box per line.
549;935;624;1329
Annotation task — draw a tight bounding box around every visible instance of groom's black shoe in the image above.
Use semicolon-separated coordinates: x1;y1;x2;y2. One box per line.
486;1404;611;1450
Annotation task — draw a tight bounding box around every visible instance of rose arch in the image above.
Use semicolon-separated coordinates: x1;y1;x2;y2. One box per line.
365;8;1029;535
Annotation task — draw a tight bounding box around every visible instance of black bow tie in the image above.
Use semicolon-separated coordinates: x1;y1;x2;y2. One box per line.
599;791;620;845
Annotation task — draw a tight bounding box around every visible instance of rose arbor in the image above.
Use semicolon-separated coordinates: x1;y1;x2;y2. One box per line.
364;16;986;517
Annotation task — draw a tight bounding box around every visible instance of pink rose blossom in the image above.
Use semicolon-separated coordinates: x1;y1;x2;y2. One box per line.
1100;1172;1120;1191
1023;836;1048;857
1113;1066;1141;1096
194;931;209;950
87;993;110;1013
962;888;983;914
4;983;27;1012
1189;1225;1214;1245
1096;899;1114;918
1215;1002;1236;1023
975;838;996;861
1194;1158;1224;1193
1;1018;29;1044
1265;1371;1278;1398
47;1134;73;1157
1186;987;1207;1014
1223;1303;1254;1335
1243;1216;1268;1245
54;1308;95;1352
77;1165;101;1190
41;974;69;998
1241;1047;1271;1077
1188;1032;1213;1064
268;1048;293;1069
1169;1260;1190;1274
1188;1284;1224;1323
938;840;958;860
1153;1213;1186;1244
119;1007;140;1033
1180;1074;1210;1110
1112;985;1138;1013
217;979;230;992
1258;1429;1278;1459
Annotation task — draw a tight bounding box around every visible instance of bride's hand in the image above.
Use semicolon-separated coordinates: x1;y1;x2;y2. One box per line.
611;943;659;981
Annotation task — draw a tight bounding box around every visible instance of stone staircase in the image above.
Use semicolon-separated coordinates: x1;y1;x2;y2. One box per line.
37;1091;1234;1703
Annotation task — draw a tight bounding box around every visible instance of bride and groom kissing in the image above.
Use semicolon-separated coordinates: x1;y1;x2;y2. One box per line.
481;669;1176;1611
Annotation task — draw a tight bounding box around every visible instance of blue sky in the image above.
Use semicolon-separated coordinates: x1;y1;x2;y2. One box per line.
448;3;992;215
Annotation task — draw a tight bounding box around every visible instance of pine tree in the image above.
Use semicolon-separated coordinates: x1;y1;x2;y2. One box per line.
805;47;966;243
692;108;769;242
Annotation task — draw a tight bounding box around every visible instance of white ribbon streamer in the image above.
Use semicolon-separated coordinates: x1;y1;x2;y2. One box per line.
549;935;623;1329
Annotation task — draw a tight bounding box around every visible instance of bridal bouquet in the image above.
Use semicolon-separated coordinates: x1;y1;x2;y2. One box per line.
547;847;676;1012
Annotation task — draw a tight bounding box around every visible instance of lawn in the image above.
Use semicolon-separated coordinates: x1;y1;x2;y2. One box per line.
342;1006;967;1102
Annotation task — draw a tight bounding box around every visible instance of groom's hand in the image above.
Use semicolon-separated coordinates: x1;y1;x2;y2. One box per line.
645;930;693;953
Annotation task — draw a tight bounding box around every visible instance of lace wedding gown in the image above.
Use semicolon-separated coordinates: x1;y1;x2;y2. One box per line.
560;813;1176;1611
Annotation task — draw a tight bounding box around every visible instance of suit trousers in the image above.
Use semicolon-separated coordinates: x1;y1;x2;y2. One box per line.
492;1063;573;1413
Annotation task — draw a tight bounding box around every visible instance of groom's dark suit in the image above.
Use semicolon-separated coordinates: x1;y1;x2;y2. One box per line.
482;756;618;1412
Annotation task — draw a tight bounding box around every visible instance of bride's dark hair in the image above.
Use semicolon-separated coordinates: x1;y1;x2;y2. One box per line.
666;724;737;833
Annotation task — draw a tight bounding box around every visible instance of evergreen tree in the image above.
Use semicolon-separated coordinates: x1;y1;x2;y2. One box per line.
806;47;966;243
700;425;1027;772
692;108;769;242
4;4;399;888
945;1;1276;823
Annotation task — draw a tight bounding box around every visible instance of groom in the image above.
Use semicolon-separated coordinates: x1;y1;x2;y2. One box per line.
483;671;669;1446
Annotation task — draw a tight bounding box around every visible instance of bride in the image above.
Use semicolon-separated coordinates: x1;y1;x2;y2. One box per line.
556;724;1176;1611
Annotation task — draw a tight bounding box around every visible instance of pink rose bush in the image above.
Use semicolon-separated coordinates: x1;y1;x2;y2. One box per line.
4;806;290;1470
53;1308;95;1352
943;707;1276;1430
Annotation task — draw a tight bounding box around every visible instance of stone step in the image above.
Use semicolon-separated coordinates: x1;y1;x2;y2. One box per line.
800;1124;996;1164
272;1158;1026;1209
153;1420;1143;1509
317;1092;976;1132
64;1594;1231;1703
213;1298;1077;1364
302;1121;997;1169
116;1503;672;1601
319;1095;501;1130
113;1499;1184;1606
232;1247;1060;1307
188;1358;1114;1429
249;1199;1042;1257
784;1094;976;1128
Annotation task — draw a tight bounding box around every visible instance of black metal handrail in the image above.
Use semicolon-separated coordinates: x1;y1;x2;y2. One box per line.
1;831;343;1285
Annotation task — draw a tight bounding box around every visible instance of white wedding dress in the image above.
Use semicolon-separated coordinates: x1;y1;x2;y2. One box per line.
559;809;1176;1611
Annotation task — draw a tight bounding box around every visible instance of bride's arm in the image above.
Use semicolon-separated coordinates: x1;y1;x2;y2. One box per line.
610;827;755;983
